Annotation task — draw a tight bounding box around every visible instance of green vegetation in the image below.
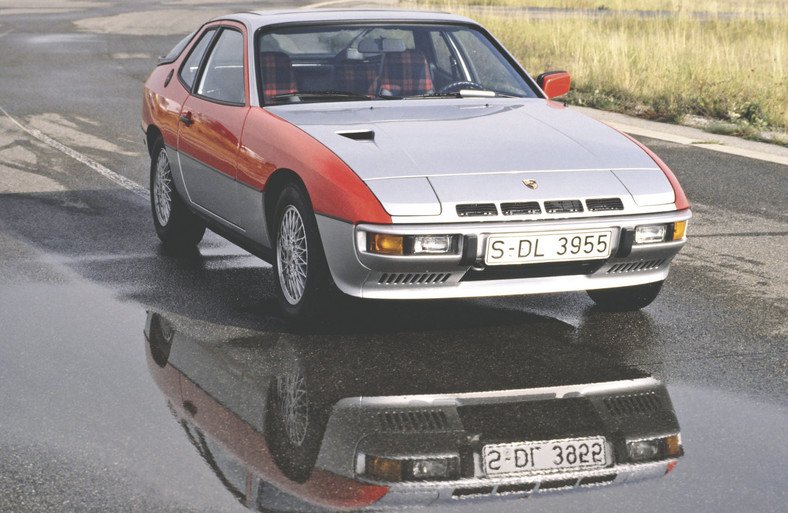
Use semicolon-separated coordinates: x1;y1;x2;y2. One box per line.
432;0;787;14
413;0;788;142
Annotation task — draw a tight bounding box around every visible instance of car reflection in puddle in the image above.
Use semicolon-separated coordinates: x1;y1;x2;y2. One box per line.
144;311;682;511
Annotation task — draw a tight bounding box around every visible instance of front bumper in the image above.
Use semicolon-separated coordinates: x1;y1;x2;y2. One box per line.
314;378;682;509
364;460;677;507
316;209;691;299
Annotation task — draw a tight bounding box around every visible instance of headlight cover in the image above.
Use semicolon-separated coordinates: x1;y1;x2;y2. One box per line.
365;233;459;256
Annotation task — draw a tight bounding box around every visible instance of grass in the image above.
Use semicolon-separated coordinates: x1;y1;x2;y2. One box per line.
412;1;788;142
433;0;788;15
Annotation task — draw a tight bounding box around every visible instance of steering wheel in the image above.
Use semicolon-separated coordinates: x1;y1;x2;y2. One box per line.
437;80;485;94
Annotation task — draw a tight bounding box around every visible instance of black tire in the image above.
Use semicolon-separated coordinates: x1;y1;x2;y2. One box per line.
264;372;325;483
147;313;175;368
150;138;205;248
272;183;332;319
587;280;664;311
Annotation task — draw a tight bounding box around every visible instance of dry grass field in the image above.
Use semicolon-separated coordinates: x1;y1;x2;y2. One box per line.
445;0;787;13
414;0;788;142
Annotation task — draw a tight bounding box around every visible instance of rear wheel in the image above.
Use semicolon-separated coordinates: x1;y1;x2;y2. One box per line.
587;281;664;311
147;313;175;368
150;138;205;248
272;183;331;319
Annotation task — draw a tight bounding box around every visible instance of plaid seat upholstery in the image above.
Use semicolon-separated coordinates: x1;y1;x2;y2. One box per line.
334;62;378;95
260;51;297;103
375;50;434;97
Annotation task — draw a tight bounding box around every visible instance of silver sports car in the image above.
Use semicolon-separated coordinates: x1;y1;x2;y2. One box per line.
142;9;691;317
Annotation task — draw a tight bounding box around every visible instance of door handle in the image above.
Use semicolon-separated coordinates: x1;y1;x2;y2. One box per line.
179;113;194;126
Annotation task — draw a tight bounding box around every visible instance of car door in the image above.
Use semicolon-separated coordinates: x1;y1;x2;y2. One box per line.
177;25;249;229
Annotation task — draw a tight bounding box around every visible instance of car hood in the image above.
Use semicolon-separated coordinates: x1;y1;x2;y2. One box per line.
268;99;675;216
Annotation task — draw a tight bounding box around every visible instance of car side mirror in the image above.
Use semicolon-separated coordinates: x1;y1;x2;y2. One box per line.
536;71;571;99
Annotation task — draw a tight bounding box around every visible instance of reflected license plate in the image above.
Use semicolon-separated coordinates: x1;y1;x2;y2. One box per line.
485;229;613;266
483;437;608;476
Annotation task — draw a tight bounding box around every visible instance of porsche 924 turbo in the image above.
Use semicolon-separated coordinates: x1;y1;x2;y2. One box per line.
142;9;691;317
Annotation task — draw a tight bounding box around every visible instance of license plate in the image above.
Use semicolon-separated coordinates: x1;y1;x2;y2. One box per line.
485;229;613;266
482;437;608;476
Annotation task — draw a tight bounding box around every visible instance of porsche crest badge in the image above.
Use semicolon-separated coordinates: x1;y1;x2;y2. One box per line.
522;179;538;190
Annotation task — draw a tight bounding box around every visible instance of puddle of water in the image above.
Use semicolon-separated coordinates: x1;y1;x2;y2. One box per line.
0;256;784;512
0;279;247;512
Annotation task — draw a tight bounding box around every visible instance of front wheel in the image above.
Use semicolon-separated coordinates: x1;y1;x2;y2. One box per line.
587;281;664;311
272;183;332;319
265;371;325;483
150;138;205;248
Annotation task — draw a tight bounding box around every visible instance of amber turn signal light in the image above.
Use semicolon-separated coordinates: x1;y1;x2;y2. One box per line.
369;233;404;255
665;434;681;457
672;220;687;240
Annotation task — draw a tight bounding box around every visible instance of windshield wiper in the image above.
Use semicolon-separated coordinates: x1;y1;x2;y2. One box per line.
407;90;519;99
271;90;375;102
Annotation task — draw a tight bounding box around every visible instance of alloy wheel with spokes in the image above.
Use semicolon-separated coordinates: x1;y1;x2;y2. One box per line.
276;373;309;447
149;137;205;248
277;206;308;306
265;365;327;483
153;148;173;227
271;183;332;319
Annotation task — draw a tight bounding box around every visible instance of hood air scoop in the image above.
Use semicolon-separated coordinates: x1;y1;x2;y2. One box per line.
336;129;375;142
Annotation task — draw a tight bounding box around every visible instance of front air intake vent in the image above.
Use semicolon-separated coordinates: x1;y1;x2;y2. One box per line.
579;474;617;487
501;201;541;216
452;487;494;499
603;392;662;416
607;259;666;273
456;203;498;217
496;483;535;495
587;197;624;212
378;273;451;285
378;410;449;432
544;200;584;214
336;129;375;141
538;478;578;491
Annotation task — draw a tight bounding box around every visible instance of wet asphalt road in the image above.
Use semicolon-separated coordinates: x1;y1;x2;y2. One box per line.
0;1;786;512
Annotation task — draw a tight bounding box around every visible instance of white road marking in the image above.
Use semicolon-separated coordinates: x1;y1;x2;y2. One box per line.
0;105;147;198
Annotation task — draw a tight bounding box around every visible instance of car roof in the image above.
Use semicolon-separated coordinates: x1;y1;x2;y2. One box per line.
213;8;477;29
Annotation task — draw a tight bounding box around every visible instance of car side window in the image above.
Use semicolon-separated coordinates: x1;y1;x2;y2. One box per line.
179;28;217;91
196;28;245;105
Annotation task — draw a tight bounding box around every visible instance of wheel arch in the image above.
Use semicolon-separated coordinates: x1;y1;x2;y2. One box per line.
264;168;310;235
145;124;164;158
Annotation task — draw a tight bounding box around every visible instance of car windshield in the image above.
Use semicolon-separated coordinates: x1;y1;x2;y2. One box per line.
256;23;538;105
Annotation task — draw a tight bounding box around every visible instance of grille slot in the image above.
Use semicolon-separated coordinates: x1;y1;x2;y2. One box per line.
544;200;584;214
603;392;662;416
607;259;666;273
452;487;494;499
579;474;617;487
462;260;605;281
456;203;498;217
587;197;624;212
496;483;535;495
500;201;541;216
378;273;451;285
378;410;450;432
538;478;577;491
